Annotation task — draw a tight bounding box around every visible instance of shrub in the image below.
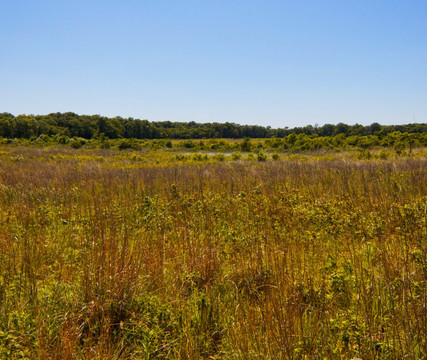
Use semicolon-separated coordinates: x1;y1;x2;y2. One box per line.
231;152;242;161
357;149;372;160
257;152;267;161
174;154;188;161
119;139;141;150
192;153;208;161
240;137;251;152
119;139;132;150
214;153;225;161
70;137;86;149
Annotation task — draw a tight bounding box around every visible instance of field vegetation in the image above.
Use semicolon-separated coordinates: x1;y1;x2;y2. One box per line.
0;143;426;359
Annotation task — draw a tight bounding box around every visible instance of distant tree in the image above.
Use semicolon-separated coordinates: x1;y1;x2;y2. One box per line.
12;116;33;138
318;124;335;137
369;122;382;134
335;123;350;135
0;113;424;147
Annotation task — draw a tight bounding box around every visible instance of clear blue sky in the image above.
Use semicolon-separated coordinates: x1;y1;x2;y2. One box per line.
1;0;426;128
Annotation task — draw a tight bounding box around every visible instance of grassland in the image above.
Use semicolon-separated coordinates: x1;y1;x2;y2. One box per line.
0;145;426;359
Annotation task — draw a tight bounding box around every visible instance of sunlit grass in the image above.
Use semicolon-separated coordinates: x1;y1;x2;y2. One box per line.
0;145;426;359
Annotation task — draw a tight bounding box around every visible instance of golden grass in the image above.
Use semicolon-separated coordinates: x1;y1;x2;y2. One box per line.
0;146;426;359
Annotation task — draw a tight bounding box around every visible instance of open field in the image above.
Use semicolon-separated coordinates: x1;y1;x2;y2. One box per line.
0;145;426;359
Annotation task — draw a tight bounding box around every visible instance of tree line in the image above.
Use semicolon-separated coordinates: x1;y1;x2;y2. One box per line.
0;112;425;140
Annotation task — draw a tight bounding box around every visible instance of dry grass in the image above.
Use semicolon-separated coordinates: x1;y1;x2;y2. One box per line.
0;146;426;359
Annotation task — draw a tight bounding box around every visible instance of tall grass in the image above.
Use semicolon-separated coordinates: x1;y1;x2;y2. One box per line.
0;146;426;359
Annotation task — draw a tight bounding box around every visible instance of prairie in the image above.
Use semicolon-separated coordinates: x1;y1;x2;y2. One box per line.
0;145;426;359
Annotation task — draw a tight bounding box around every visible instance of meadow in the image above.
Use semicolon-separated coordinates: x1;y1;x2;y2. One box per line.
0;144;426;359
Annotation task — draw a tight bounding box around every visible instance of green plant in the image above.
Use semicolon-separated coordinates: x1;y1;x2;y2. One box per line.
231;152;242;160
213;153;225;161
257;151;267;161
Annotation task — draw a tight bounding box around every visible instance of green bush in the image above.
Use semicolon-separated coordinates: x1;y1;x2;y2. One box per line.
214;153;225;161
70;137;86;149
231;152;242;161
257;152;267;161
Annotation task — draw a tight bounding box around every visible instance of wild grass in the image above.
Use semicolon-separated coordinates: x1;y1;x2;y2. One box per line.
0;145;426;359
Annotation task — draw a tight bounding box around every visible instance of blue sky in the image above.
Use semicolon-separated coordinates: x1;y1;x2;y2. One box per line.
1;1;426;128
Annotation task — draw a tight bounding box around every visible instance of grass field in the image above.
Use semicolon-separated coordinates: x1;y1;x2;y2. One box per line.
0;145;426;359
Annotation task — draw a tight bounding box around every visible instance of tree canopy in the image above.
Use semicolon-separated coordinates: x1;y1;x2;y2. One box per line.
0;112;425;140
